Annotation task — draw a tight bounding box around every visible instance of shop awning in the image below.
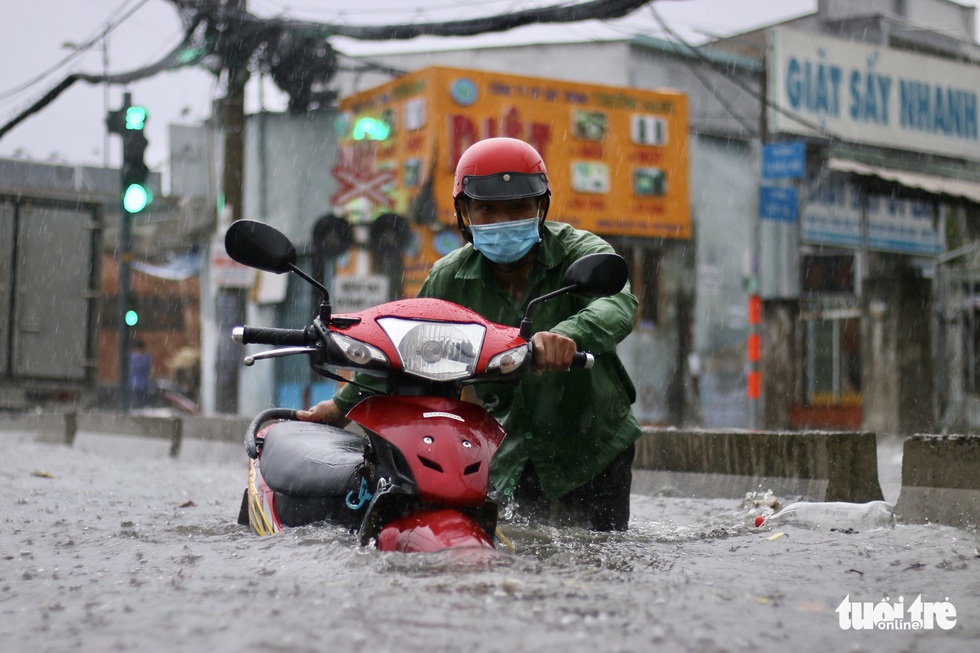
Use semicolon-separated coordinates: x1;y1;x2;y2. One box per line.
132;252;202;281
827;158;980;205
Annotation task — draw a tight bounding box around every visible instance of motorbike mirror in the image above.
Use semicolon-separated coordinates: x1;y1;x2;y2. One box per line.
562;252;629;297
225;220;297;274
226;220;332;320
519;252;629;339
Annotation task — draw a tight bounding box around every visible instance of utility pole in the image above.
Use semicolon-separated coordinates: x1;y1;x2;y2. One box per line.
214;0;249;414
62;25;110;166
101;27;110;167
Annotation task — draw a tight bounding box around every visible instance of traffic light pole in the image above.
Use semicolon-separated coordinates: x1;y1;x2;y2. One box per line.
107;90;150;412
214;49;248;415
116;91;135;411
118;196;132;412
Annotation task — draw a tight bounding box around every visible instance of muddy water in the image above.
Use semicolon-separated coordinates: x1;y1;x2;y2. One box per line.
1;434;978;653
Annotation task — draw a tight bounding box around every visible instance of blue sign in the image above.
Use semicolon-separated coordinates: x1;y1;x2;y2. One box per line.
450;78;478;106
762;141;806;179
760;185;799;222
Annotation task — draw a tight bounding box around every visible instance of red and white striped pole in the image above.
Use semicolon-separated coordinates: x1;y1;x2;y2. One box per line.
747;290;762;428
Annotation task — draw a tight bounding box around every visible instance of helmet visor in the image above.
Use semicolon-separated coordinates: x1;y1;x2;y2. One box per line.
460;172;549;201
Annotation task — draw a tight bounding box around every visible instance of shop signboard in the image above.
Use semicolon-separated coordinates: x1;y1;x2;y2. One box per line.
333;275;390;313
801;173;943;256
334;67;690;293
768;27;980;162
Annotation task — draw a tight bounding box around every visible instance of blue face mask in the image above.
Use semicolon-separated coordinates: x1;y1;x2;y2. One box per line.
469;217;541;264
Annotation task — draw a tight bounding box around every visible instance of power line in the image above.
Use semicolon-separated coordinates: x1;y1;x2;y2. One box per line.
250;0;558;19
1;0;656;140
0;0;151;102
644;7;758;137
647;4;838;140
0;30;203;141
181;0;653;40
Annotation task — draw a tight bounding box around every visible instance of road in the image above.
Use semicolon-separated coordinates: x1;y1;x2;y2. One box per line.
1;429;977;652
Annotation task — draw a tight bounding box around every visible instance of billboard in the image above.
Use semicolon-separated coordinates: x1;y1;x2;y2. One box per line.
334;66;690;240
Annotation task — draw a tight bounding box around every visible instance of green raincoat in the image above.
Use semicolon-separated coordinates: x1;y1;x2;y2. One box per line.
332;221;642;499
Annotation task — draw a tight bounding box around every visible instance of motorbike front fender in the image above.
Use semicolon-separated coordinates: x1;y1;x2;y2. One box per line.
376;509;495;552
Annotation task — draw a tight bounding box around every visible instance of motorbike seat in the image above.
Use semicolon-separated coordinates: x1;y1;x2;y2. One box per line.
259;421;364;498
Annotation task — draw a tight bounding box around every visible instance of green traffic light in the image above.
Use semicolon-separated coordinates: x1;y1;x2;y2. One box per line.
352;117;390;141
125;309;139;327
125;106;147;130
123;183;151;213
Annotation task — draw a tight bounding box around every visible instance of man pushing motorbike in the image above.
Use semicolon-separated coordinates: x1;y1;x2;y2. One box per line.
299;137;642;531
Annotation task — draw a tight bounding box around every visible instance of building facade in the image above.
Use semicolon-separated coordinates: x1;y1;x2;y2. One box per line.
322;0;980;434
182;0;980;435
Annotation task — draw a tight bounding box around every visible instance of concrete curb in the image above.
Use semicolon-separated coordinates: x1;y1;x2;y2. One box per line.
0;411;250;458
5;415;978;530
895;434;980;530
632;428;884;503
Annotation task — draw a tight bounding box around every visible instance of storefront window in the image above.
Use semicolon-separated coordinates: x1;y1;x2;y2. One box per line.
609;241;660;330
804;316;861;406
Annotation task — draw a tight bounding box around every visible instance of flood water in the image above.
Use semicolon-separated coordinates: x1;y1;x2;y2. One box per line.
1;431;978;652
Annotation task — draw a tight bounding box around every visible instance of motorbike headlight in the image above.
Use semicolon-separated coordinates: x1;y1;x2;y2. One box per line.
329;333;389;366
378;318;485;381
487;344;530;375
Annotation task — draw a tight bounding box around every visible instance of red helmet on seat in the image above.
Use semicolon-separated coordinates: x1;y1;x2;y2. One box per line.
453;138;551;242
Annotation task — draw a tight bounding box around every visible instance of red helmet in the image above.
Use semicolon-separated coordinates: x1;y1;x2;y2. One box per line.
453;138;551;242
453;137;550;203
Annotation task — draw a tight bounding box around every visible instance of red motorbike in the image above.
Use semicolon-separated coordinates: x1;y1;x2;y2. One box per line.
225;220;627;552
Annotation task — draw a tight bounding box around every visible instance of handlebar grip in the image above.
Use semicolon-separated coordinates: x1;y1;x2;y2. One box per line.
233;326;313;347
571;351;595;369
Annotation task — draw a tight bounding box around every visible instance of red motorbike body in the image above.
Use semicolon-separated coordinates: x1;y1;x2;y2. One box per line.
377;509;495;551
227;219;623;554
240;298;524;553
349;395;505;507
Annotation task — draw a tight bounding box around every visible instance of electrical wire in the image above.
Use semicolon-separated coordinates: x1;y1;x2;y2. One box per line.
0;30;203;141
0;0;151;102
241;0;653;40
1;0;654;142
334;52;408;79
250;0;554;19
644;7;759;137
647;4;837;140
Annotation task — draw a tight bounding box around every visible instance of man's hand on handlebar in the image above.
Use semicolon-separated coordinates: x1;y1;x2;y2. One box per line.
531;331;578;374
297;334;582;421
297;399;349;427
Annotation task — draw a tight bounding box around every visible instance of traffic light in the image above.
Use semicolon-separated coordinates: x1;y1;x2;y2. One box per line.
122;131;151;214
124;308;139;327
107;94;152;214
352;116;391;141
